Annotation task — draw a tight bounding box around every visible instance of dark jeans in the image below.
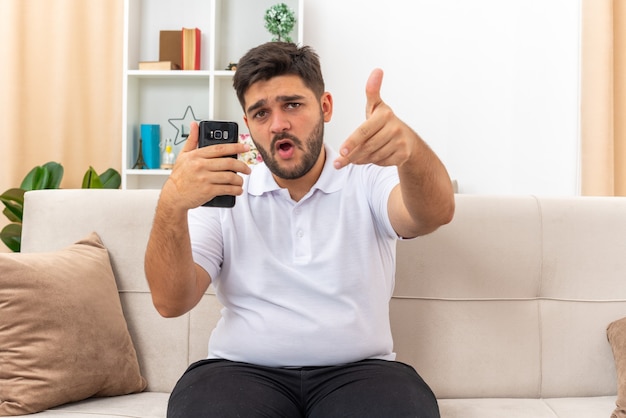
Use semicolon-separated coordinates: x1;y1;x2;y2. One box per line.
167;358;440;418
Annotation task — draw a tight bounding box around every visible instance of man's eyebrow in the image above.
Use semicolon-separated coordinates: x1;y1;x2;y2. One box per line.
277;94;306;103
247;99;266;115
246;95;306;115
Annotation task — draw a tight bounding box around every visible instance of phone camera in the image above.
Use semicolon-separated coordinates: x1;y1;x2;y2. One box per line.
213;130;222;139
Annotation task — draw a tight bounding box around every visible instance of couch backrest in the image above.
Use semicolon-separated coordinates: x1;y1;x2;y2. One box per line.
21;190;626;398
393;194;626;399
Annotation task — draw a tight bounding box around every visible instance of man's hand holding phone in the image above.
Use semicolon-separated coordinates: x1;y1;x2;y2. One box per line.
198;121;241;207
161;121;251;211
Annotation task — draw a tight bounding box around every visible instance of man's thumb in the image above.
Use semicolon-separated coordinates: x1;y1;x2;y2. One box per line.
182;122;199;152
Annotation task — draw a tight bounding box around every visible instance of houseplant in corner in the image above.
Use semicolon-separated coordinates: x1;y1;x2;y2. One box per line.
0;161;121;252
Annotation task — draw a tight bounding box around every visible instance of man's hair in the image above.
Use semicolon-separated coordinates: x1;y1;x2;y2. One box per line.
233;42;325;110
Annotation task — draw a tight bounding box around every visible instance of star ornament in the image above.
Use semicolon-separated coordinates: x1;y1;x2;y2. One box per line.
168;105;202;145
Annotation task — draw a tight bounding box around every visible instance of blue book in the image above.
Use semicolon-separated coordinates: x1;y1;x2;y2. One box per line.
141;124;160;169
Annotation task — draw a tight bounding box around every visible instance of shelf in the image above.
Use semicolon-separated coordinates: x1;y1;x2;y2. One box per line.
214;70;237;77
127;70;213;79
125;70;235;81
122;0;303;189
126;169;172;176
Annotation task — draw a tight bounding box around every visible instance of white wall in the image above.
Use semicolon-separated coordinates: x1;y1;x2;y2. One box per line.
304;0;581;195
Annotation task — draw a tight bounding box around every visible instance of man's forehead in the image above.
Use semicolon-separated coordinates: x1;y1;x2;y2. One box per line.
247;74;307;94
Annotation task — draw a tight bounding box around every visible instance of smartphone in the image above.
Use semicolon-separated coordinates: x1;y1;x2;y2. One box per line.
198;120;239;208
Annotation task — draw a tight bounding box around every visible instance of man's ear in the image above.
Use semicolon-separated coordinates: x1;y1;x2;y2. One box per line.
321;92;333;122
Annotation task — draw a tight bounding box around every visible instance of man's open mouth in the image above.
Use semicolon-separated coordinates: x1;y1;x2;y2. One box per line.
275;139;295;159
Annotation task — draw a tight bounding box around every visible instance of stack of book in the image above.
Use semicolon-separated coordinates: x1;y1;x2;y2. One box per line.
138;28;201;71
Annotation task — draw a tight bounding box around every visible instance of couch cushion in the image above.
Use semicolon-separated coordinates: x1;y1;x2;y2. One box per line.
37;393;169;418
544;396;618;417
0;233;147;415
438;396;616;418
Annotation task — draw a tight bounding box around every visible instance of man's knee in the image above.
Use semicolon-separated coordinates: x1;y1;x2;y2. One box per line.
307;360;439;418
167;359;302;418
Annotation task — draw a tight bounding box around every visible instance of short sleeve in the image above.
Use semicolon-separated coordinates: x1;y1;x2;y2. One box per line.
188;206;224;280
360;164;400;239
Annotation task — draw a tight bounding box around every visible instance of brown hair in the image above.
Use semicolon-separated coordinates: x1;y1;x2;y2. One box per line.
233;42;325;110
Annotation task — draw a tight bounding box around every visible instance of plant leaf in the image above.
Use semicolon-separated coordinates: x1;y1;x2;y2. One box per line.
20;162;63;190
21;166;46;191
0;223;21;252
3;207;20;223
82;166;103;189
0;188;25;222
98;168;121;189
0;188;25;206
42;161;64;188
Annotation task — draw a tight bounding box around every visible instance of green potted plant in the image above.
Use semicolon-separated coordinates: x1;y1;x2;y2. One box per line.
0;161;121;252
264;3;296;42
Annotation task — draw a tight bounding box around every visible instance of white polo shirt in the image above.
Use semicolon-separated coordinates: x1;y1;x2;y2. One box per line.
189;145;401;367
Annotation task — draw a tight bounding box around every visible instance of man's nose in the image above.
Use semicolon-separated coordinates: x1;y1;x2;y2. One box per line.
270;113;290;133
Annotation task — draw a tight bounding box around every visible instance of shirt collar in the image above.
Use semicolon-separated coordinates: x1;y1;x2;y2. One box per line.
247;144;347;197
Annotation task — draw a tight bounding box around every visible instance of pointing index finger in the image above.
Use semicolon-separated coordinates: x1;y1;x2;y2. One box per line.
365;68;384;118
334;69;385;169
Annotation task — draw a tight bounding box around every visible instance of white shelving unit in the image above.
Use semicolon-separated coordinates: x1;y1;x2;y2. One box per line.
122;0;304;189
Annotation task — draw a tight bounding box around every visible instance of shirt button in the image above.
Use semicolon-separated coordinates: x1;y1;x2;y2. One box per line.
297;230;304;238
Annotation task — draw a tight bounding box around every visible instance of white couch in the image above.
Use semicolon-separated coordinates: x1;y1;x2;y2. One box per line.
18;189;625;417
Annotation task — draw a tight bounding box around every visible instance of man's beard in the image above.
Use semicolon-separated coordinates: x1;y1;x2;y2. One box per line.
254;115;324;180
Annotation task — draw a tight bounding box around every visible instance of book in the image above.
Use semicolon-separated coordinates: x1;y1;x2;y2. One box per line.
138;61;178;70
159;30;182;70
182;27;201;70
140;124;161;169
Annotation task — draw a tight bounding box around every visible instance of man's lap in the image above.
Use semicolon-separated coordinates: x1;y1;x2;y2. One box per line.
167;358;439;418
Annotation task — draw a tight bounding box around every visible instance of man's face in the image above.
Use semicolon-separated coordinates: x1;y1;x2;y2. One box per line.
243;75;333;180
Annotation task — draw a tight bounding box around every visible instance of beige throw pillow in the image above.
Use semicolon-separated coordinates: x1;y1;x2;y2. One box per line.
608;316;626;418
0;232;147;416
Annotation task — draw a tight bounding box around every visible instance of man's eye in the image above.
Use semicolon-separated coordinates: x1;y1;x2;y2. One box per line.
254;110;268;119
286;103;301;110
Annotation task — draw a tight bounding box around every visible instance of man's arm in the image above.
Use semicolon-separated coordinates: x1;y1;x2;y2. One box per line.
144;122;251;317
144;199;210;318
387;131;455;238
333;69;455;238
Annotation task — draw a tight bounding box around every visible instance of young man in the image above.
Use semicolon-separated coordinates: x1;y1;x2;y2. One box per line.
145;42;455;418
